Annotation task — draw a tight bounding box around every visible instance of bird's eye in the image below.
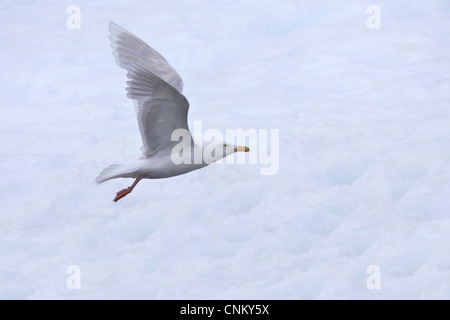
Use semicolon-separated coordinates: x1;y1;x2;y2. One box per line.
223;144;227;147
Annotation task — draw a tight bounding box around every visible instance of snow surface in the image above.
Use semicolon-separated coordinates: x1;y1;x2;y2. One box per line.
1;0;450;299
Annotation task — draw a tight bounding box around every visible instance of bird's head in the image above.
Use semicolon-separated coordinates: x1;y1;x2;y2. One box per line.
223;143;250;156
201;142;250;164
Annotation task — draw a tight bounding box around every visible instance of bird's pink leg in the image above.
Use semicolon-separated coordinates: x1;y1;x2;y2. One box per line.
113;175;145;202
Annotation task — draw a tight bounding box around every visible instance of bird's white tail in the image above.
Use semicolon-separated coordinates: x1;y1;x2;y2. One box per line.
95;164;126;184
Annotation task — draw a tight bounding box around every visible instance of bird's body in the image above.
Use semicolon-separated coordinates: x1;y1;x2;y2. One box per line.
96;22;248;202
96;145;208;182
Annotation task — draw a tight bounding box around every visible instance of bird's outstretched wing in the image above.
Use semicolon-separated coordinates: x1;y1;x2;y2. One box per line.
109;21;184;93
126;64;190;157
109;22;191;157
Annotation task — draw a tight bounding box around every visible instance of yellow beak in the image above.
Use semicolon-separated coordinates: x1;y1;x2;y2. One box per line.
234;146;250;152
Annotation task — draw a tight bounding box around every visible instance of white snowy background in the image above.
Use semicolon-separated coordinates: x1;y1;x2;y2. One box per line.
1;0;449;299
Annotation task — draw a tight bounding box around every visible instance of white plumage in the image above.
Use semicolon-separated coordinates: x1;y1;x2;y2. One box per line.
96;22;249;202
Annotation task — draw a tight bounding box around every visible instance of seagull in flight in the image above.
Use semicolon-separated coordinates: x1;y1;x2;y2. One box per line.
96;22;249;202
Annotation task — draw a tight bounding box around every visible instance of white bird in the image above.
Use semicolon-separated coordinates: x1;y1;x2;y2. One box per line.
96;22;249;202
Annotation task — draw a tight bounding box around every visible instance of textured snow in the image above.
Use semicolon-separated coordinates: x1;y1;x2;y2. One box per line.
1;0;450;299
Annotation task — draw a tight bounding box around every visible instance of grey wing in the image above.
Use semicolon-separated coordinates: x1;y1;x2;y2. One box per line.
126;64;191;157
109;21;184;94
